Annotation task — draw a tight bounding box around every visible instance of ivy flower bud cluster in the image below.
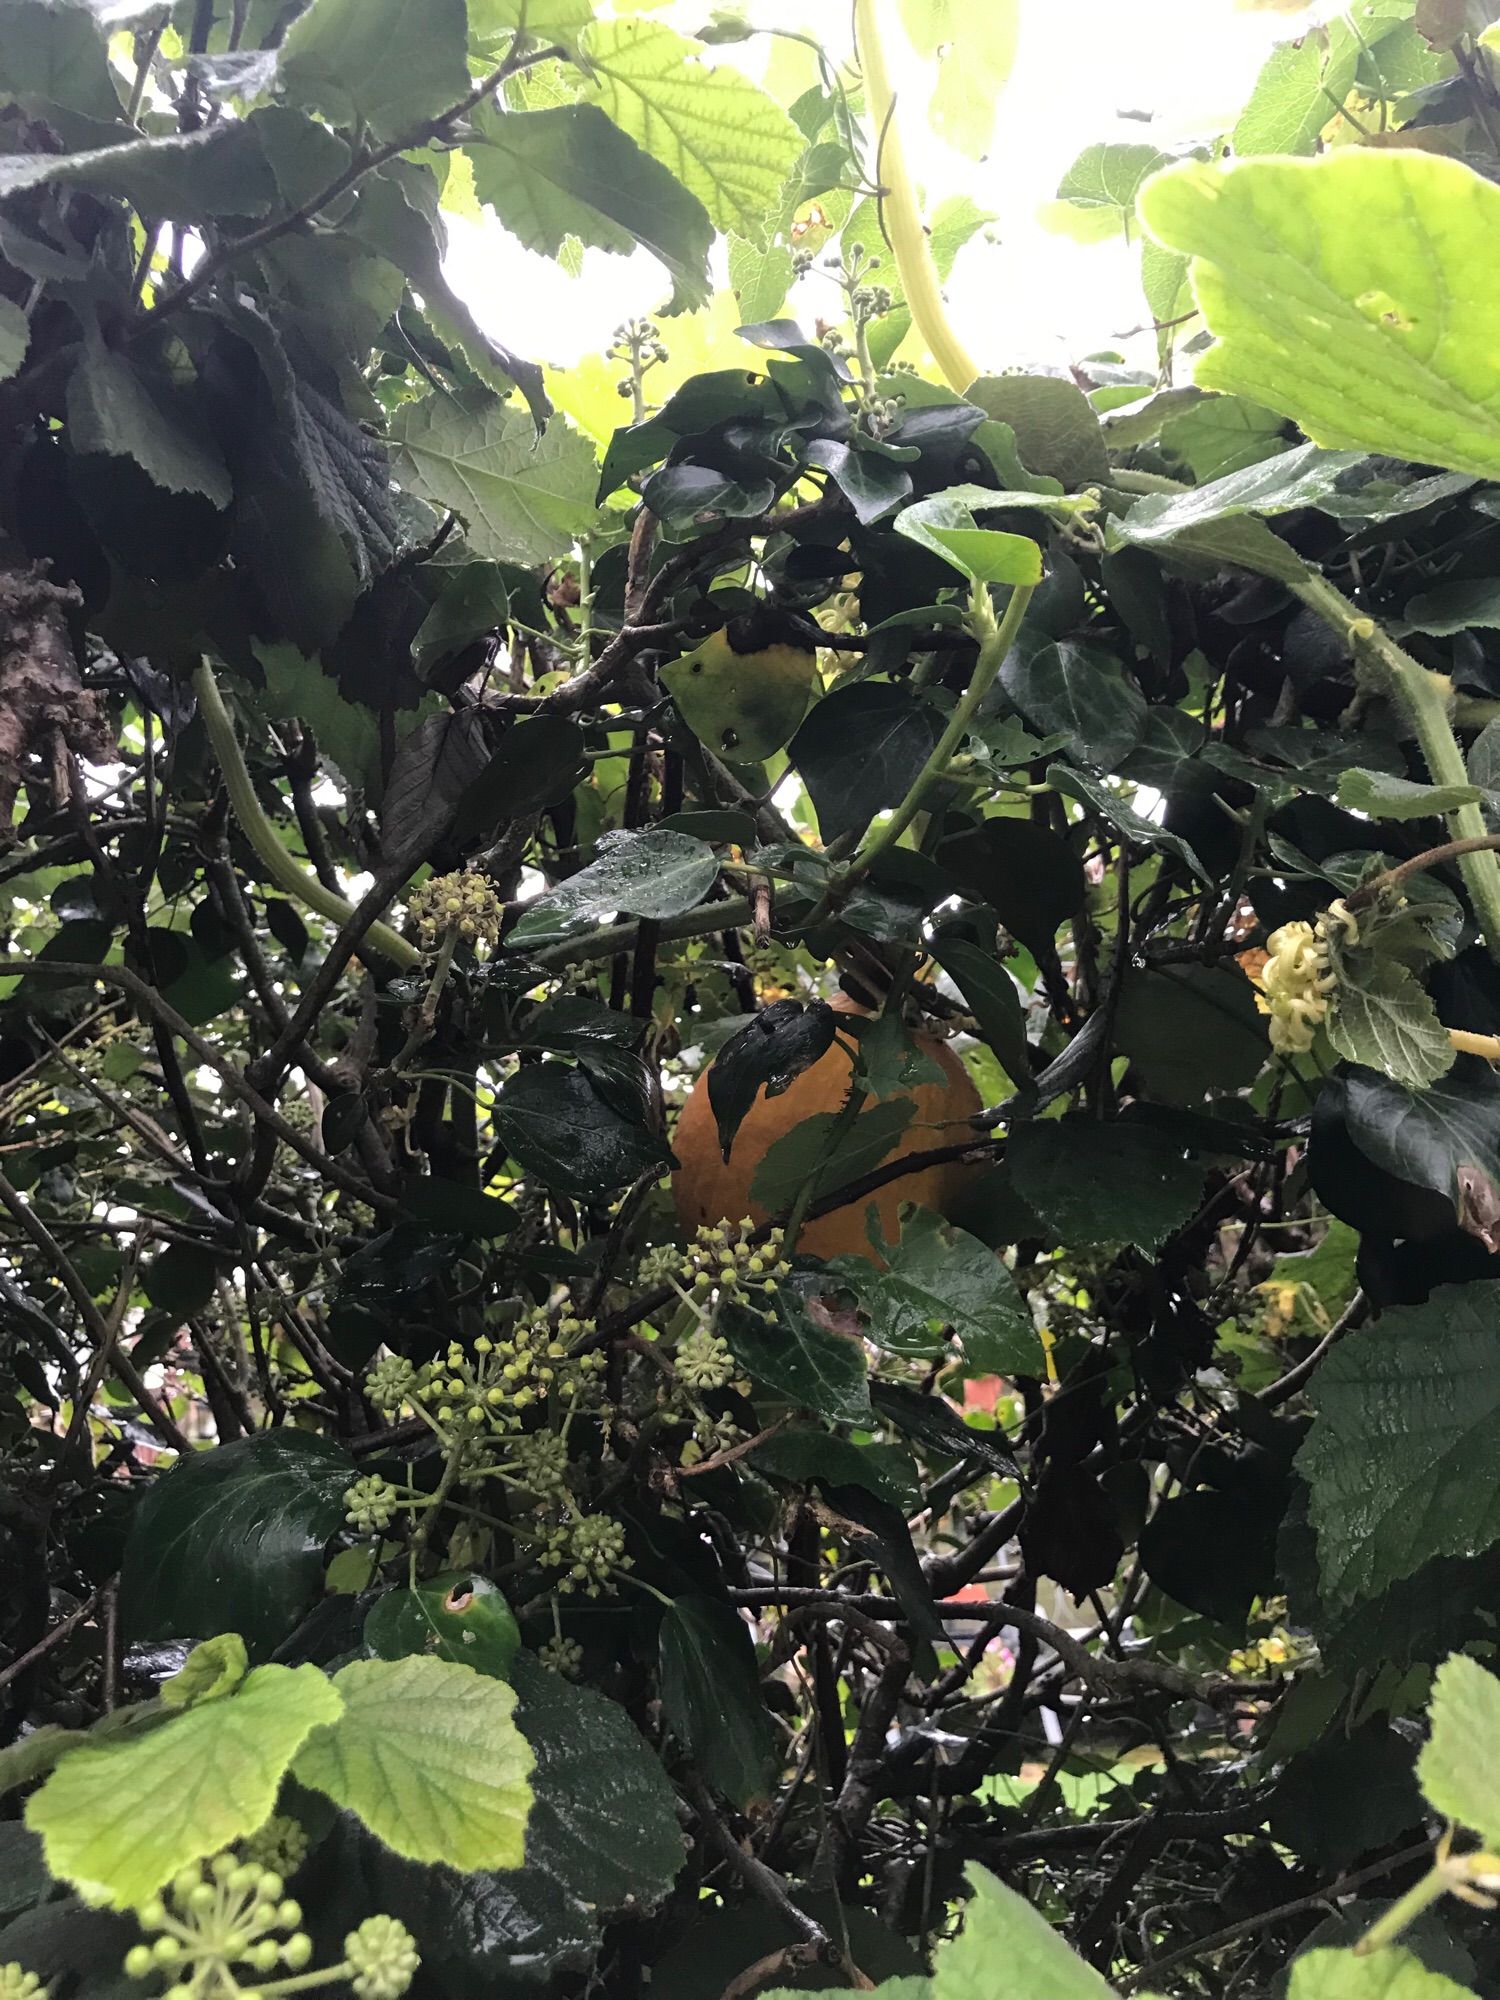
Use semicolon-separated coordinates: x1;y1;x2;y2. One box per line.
683;1220;789;1308
344;1918;420;2000
413;1316;606;1437
123;1851;312;1996
539;1632;584;1678
675;1326;735;1391
406;871;504;949
1255;918;1337;1054
239;1815;309;1879
507;1427;571;1504
366;1354;416;1415
538;1512;630;1597
344;1473;401;1534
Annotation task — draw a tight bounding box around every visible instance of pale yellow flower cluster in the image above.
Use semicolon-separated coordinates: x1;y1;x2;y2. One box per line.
1255;919;1336;1054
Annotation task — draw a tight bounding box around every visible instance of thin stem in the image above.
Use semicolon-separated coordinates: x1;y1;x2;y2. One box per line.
1354;1860;1450;1955
852;0;979;394
192;664;420;970
1286;571;1500;963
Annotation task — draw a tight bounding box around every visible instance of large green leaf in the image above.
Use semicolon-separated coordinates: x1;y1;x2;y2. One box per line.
898;0;1019;159
491;1064;670;1199
932;1866;1115;1998
847;1210;1043;1375
1419;1653;1500;1847
1139;150;1500;481
720;1294;873;1426
1007;1122;1203;1252
27;1665;339;1910
658;1596;776;1809
790;683;943;846
581;19;802;245
966;375;1107;487
121;1429;354;1657
336;1651;685;1992
467;103;713;311
892;490;1045;585
294;1656;532;1871
280;0;469;138
1115;443;1368;551
1044;142;1173;244
0;0;121;120
1326;957;1455;1091
1287;1949;1473;1999
364;1572;523;1683
67;338;231;509
0;122;278;219
749;1100;916;1215
1298;1289;1500;1608
508;829;719;946
1000;637;1146;770
391;390;597;567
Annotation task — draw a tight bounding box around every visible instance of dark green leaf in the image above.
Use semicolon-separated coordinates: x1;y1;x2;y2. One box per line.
749;1099;914;1215
492;1065;670;1199
280;0;468;139
707;1000;838;1158
364;1572;522;1681
1007;1120;1204;1251
398;1177;515;1238
870;1379;1020;1476
66;336;229;504
451;715;586;839
751;1425;919;1511
508;830;719;946
121;1429;354;1657
141;1243;223;1318
850;1210;1042;1375
930;936;1031;1089
1000;638;1146;770
1112;965;1267;1104
659;1595;776;1808
720;1293;872;1425
938;818;1086;957
966;374;1107;486
790;684;943;846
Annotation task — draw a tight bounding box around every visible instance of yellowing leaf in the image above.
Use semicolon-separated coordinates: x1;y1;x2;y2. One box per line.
26;1665;340;1910
581;19;802;245
293;1655;533;1871
1139;150;1500;481
660;627;819;761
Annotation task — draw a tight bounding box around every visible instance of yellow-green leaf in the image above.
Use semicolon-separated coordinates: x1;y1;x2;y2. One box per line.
26;1665;340;1911
1139;150;1500;481
1418;1652;1500;1846
293;1655;533;1871
581;19;802;245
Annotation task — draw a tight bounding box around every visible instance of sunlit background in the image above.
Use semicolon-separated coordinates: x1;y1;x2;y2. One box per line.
444;0;1326;378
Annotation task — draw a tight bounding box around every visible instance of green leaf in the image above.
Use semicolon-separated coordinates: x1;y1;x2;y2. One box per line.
752;1425;920;1511
341;1651;685;1989
364;1572;523;1683
720;1293;872;1425
923;3;1020;160
1160;395;1289;482
1000;637;1146;770
492;1064;670;1199
294;1656;533;1871
66;338;232;506
892;490;1045;585
122;1429;354;1657
471;0;593;46
508;829;719;945
161;1634;249;1710
27;1664;340;1910
0;298;29;384
929;936;1031;1088
855;1210;1043;1375
1111;965;1268;1105
659;1595;776;1808
934;1865;1114;1999
1419;1653;1500;1845
1007;1121;1203;1252
1403;577;1500;637
750;1099;915;1215
581;18;802;245
0;0;120;121
391;390;596;567
1116;443;1368;552
1043;142;1173;244
790;683;943;846
1337;768;1482;818
1297;1288;1500;1609
1139;150;1500;482
1233;24;1355;157
1287;1948;1474;1999
1327;957;1455;1091
966;375;1107;487
280;0;468;139
0;121;278;220
468;103;713;312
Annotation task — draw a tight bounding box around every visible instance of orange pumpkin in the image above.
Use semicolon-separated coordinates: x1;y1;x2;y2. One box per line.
672;994;982;1263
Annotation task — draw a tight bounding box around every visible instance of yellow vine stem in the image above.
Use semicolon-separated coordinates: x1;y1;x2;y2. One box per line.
190;661;422;972
1450;1027;1500;1061
852;0;980;396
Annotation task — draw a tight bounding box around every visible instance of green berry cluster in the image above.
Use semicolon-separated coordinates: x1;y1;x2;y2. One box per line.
406;871;504;949
344;1918;420;2000
538;1513;629;1597
415;1317;606;1437
239;1816;308;1880
683;1220;789;1305
675;1327;735;1392
539;1633;583;1678
507;1428;571;1504
0;1967;44;2000
344;1473;400;1534
366;1354;416;1415
124;1853;310;1996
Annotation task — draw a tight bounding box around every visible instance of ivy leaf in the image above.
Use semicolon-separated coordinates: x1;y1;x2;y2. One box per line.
1000;637;1147;771
391;389;598;567
1337;768;1482;818
1139;150;1500;481
892;492;1045;585
749;1099;915;1216
580;19;802;246
294;1656;533;1872
27;1665;340;1910
967;375;1107;486
706;1001;838;1159
658;1596;777;1809
790;683;943;846
1326;957;1455;1090
1007;1121;1203;1252
938;817;1086;958
1115;442;1369;553
1418;1653;1500;1846
491;1065;670;1200
720;1293;872;1425
1297;1289;1500;1608
467;103;713;313
853;1210;1043;1375
121;1429;355;1658
364;1573;523;1684
280;0;468;139
507;829;719;946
